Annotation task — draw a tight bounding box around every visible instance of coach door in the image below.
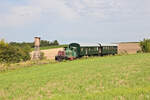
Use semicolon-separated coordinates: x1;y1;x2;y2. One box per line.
98;47;102;55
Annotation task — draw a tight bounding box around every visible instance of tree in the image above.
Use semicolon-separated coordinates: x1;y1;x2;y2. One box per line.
140;38;150;52
53;40;59;45
40;40;50;47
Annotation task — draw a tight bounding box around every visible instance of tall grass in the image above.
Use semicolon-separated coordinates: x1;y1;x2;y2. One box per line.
0;53;150;100
0;60;56;72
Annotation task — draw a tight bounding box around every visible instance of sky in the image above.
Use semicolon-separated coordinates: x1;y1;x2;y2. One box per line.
0;0;150;44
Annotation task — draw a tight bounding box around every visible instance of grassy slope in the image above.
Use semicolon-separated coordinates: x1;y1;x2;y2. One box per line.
0;54;150;100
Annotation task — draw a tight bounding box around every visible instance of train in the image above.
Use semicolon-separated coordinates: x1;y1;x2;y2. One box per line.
55;43;118;61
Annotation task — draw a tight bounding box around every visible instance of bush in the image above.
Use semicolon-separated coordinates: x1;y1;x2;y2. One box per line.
0;40;31;63
140;38;150;53
39;52;45;60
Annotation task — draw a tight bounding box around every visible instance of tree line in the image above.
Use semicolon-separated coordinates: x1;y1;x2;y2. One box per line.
9;40;59;48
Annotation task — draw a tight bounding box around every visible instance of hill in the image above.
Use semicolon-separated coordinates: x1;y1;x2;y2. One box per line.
0;54;150;100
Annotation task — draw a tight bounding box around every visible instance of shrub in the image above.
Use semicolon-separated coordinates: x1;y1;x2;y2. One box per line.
39;52;45;60
140;38;150;53
0;40;31;64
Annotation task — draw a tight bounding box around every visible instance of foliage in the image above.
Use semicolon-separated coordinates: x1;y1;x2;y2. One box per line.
38;45;67;50
10;42;34;48
53;40;59;45
0;40;31;63
140;38;150;52
0;53;150;99
40;40;59;47
10;40;60;49
39;52;45;60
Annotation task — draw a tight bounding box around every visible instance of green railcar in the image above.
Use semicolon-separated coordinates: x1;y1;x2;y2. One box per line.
69;43;101;58
100;44;118;55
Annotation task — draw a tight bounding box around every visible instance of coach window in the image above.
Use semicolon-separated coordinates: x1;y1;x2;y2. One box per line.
104;46;106;50
89;48;90;51
81;48;83;52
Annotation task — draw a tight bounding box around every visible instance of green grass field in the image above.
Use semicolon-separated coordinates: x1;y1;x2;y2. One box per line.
31;45;67;51
0;54;150;100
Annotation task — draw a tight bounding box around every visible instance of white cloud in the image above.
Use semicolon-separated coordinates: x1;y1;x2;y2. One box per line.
0;0;80;27
30;0;80;19
0;6;42;27
0;0;150;27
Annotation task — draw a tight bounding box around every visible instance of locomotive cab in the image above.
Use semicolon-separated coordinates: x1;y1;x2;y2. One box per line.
55;46;77;61
65;47;77;60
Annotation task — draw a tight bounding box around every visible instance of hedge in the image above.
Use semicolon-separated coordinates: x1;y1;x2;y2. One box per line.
0;40;31;63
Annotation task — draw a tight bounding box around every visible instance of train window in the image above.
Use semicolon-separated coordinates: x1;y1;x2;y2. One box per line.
89;48;90;51
93;48;95;51
106;46;108;49
90;48;92;51
92;48;94;51
81;48;83;52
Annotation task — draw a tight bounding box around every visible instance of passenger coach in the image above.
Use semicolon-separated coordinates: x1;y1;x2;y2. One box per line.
69;43;101;57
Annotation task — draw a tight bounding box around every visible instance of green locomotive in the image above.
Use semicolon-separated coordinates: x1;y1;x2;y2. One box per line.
55;43;118;61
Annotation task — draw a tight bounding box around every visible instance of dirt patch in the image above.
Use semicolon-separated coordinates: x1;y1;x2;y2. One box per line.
118;43;141;54
31;48;64;60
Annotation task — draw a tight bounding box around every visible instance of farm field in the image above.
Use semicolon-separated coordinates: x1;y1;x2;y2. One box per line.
0;54;150;100
31;45;67;51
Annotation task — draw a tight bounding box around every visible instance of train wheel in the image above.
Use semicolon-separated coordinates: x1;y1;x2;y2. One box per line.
69;57;74;61
56;57;62;62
